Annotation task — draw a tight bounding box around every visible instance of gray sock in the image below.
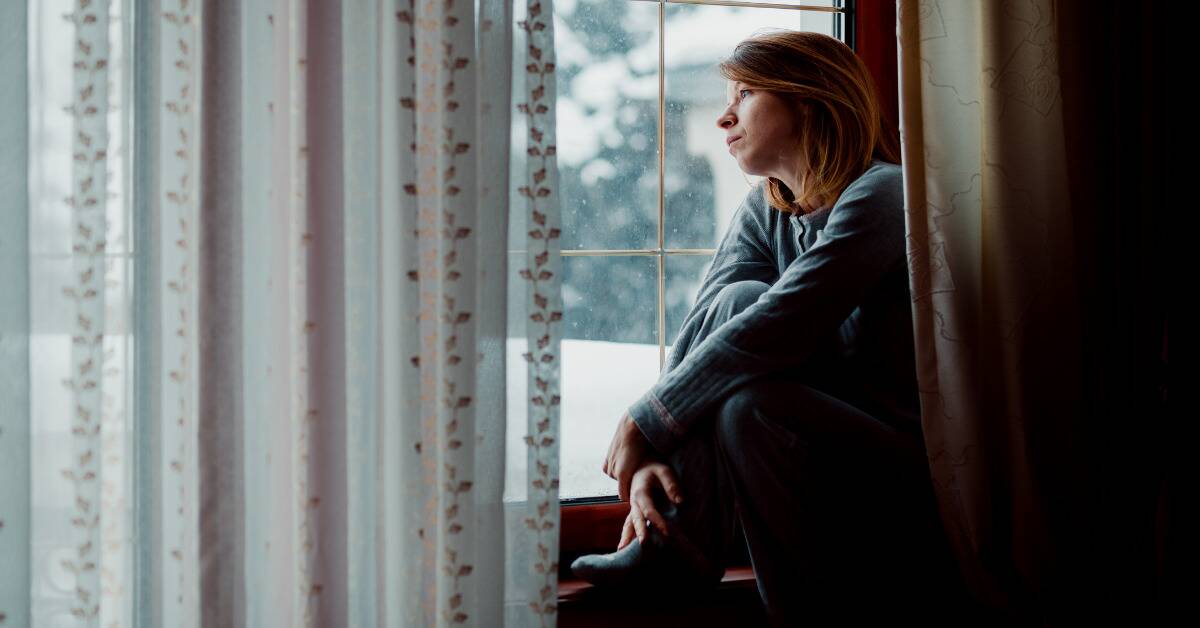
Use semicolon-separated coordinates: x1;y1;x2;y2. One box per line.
569;500;724;590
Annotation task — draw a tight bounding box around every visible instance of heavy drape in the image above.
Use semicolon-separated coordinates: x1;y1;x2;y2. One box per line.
897;0;1169;622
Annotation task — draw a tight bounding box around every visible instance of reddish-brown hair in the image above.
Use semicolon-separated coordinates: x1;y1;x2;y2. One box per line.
718;30;901;215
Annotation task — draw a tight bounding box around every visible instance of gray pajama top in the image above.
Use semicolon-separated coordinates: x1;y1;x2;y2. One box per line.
627;158;922;457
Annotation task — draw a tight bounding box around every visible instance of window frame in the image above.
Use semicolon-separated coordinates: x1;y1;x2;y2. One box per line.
558;0;901;568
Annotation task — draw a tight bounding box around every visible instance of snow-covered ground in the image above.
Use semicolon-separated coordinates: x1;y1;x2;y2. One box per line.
505;337;668;501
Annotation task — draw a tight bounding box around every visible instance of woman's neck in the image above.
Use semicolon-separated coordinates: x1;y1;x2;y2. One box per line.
795;190;840;215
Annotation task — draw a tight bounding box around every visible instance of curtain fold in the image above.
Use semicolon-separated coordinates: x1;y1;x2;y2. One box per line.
13;0;137;625
898;0;1070;616
1;0;32;626
4;0;564;626
897;0;1168;622
160;2;202;624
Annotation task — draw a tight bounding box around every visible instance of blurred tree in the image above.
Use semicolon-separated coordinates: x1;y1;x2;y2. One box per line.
556;0;717;347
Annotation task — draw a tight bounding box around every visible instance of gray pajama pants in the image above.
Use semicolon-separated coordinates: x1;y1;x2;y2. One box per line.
656;280;964;626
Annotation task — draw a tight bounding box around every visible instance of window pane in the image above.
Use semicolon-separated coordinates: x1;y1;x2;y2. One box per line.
663;2;842;249
561;254;657;345
554;0;660;251
505;252;660;501
561;254;659;499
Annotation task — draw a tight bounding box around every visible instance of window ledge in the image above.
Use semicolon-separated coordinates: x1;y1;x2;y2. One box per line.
557;565;768;628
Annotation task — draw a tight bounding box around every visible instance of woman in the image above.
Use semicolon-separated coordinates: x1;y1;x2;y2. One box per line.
571;31;962;625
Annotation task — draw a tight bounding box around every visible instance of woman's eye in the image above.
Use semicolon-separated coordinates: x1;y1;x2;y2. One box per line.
740;89;750;99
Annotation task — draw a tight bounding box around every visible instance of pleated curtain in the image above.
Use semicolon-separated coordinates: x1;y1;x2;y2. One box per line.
897;0;1071;614
0;0;564;626
897;0;1168;622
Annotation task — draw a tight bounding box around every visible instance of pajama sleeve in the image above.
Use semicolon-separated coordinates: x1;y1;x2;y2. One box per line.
627;170;908;457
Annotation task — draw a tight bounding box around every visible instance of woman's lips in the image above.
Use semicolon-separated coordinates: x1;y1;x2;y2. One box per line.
728;138;741;153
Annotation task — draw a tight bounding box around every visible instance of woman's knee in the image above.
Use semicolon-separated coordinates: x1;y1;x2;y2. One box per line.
711;280;770;319
714;381;801;455
714;389;751;453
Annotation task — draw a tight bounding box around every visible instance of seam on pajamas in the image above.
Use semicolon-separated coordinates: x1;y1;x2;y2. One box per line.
648;394;686;437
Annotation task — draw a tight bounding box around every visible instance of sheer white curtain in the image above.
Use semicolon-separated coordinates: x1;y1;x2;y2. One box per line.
0;0;564;626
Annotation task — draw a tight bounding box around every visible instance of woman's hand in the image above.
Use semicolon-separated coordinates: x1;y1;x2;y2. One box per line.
617;460;685;550
602;411;653;502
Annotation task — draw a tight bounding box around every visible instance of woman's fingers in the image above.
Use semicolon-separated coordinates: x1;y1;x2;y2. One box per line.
630;501;647;543
647;509;670;538
631;467;671;538
654;465;684;505
639;493;670;538
602;422;620;478
602;433;613;477
617;511;635;550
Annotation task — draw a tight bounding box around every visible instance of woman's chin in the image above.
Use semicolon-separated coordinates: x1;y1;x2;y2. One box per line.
737;163;763;177
733;156;766;177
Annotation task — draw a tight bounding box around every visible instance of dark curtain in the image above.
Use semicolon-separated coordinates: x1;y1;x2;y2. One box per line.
1054;0;1173;621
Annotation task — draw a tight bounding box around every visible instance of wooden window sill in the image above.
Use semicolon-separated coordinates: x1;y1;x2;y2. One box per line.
558;565;768;628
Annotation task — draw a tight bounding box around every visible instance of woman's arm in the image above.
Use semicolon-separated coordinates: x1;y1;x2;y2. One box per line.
628;166;907;457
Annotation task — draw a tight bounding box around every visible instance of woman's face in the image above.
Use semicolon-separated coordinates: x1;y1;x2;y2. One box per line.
716;80;802;179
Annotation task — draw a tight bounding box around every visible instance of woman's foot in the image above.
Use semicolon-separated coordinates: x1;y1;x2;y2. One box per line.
569;500;725;591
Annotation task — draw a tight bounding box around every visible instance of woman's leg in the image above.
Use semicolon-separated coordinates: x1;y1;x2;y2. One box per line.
653;280;772;576
711;370;954;626
656;279;853;579
571;281;773;590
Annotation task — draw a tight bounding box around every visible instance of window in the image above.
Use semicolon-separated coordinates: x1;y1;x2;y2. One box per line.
504;0;852;503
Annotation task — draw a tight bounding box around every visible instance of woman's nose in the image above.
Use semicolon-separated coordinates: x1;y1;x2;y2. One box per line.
716;110;734;129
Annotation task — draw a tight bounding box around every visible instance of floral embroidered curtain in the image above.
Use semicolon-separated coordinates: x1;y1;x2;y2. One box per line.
0;0;564;626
